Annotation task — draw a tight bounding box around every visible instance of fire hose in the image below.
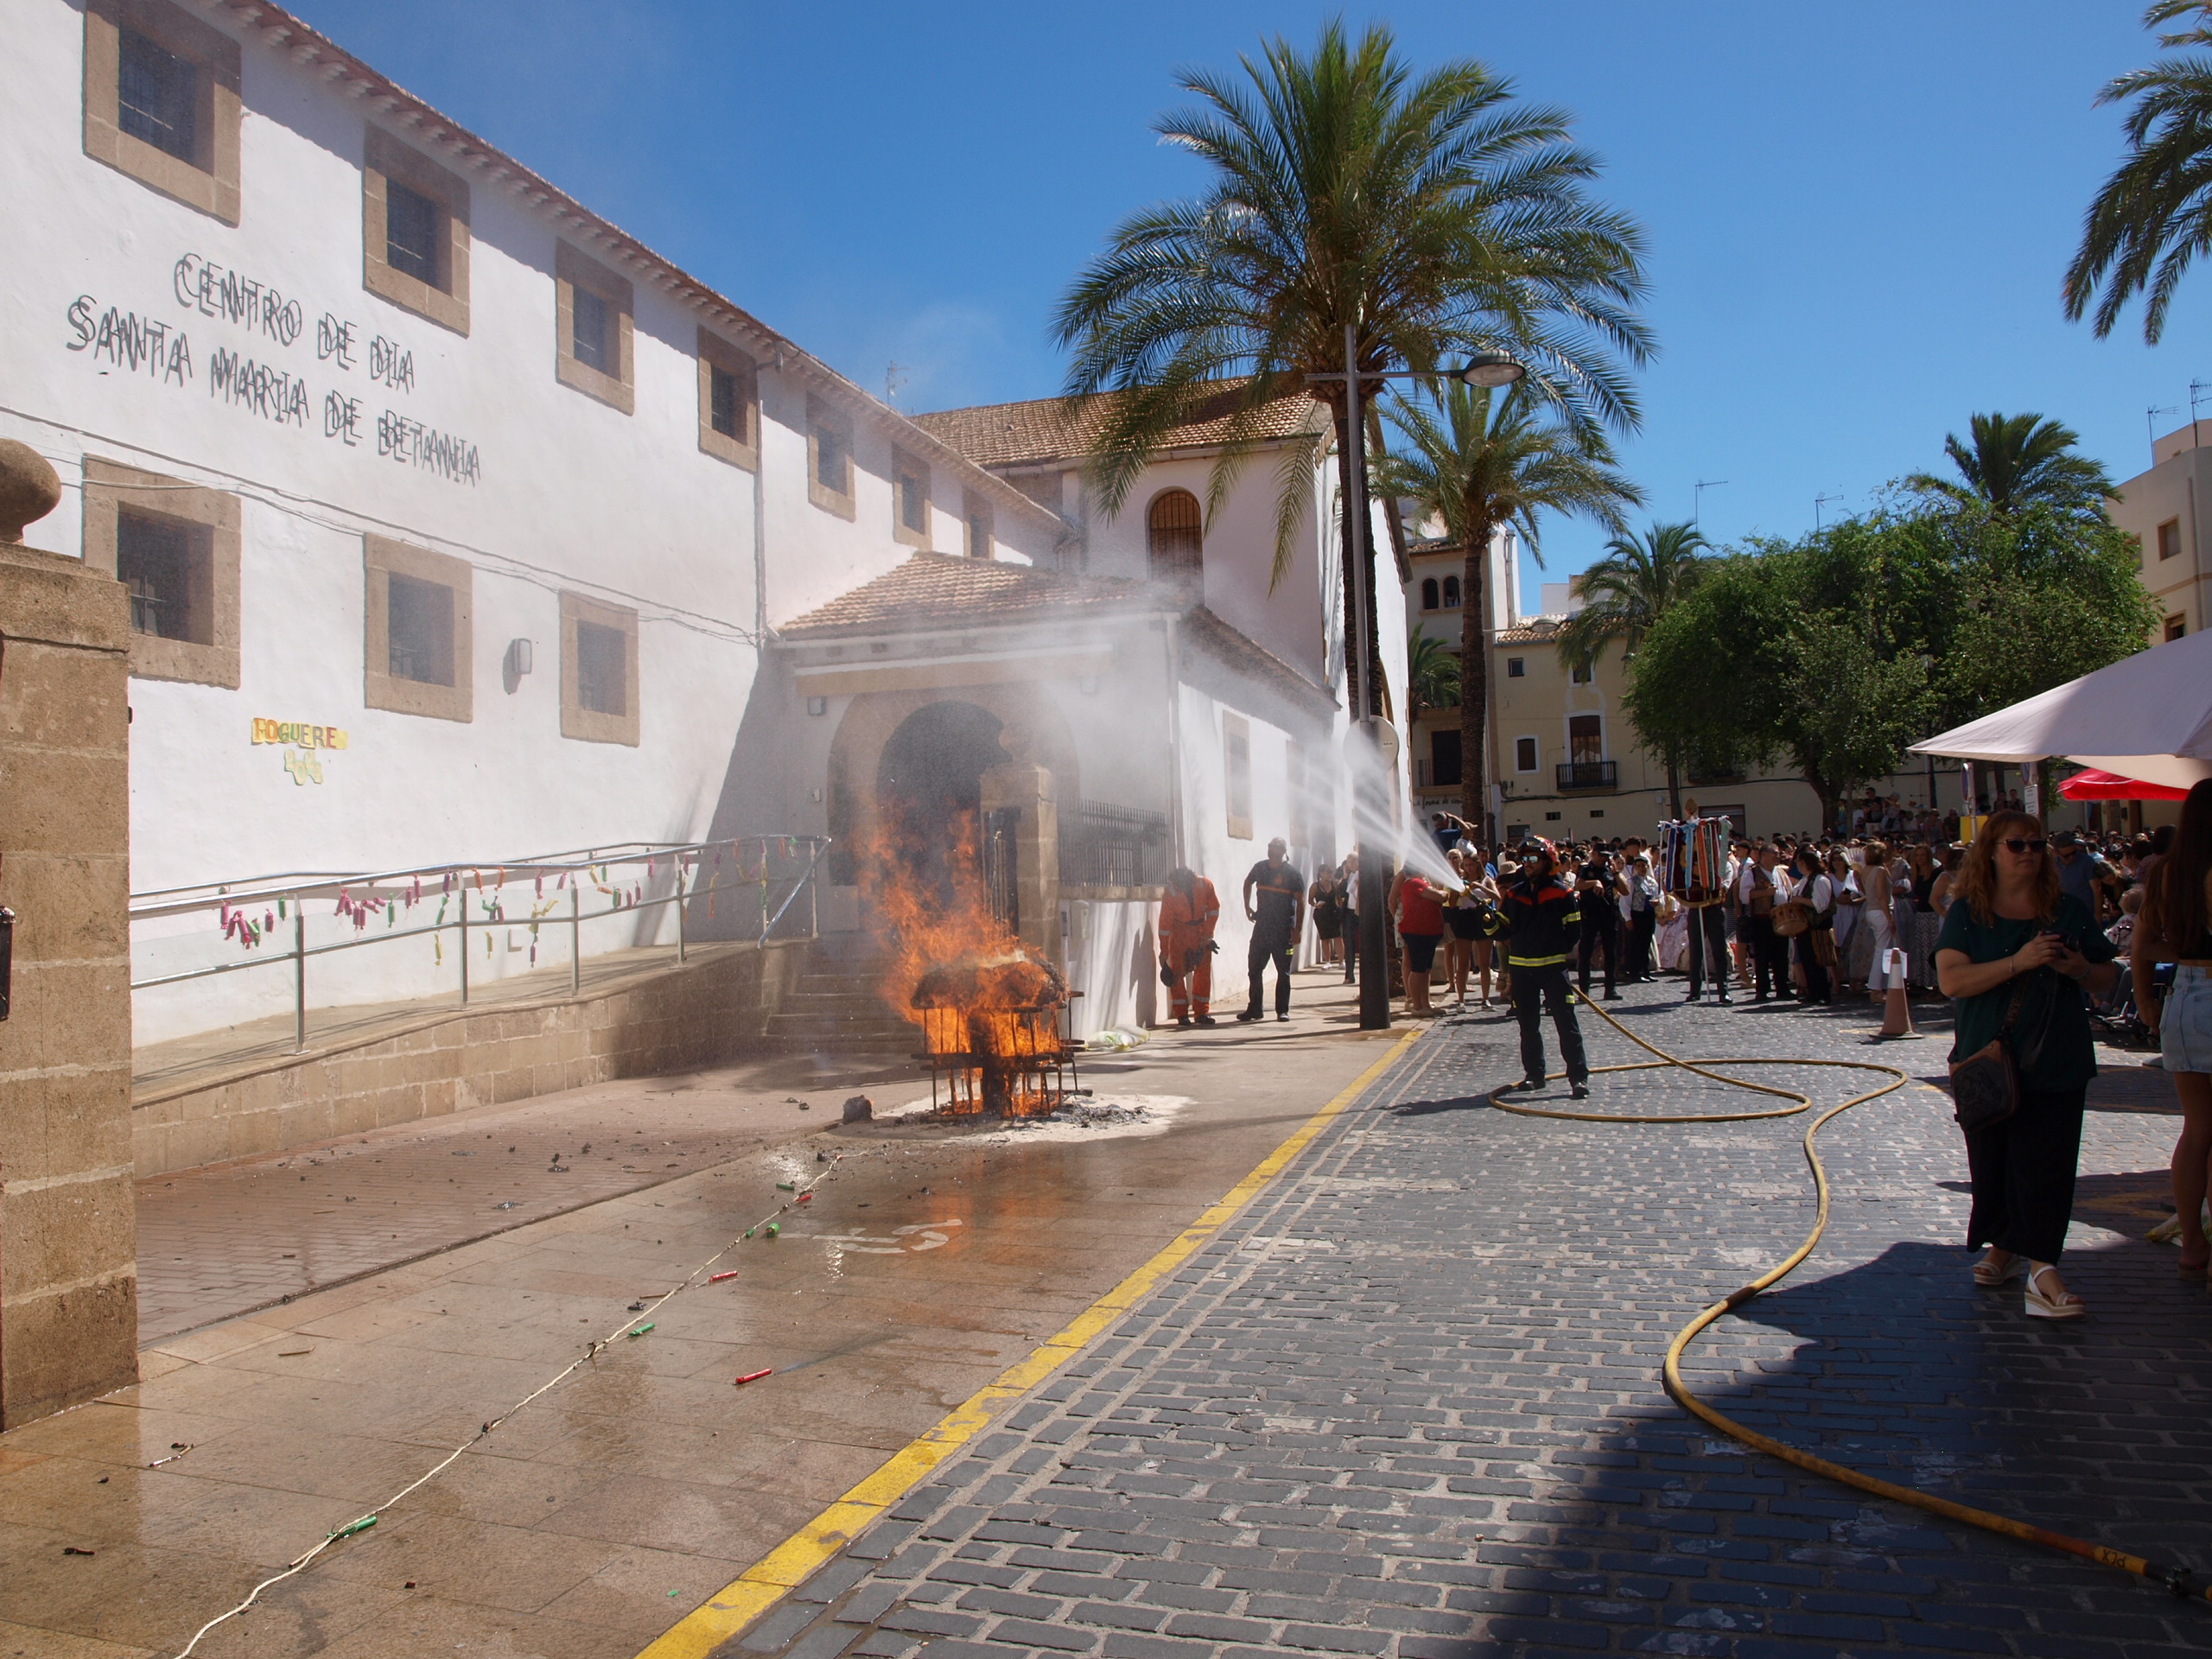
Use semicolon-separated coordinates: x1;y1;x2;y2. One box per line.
1486;992;2212;1605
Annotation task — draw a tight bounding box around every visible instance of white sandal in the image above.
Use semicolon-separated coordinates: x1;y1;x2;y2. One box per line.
2024;1264;2086;1319
1972;1250;2023;1287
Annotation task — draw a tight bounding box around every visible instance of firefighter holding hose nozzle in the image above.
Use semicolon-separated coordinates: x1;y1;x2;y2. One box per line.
1500;839;1591;1099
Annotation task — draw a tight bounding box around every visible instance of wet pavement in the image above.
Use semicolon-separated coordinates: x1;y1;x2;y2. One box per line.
2;976;1400;1659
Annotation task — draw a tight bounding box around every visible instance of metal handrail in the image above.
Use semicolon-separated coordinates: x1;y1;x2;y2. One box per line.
131;835;830;1053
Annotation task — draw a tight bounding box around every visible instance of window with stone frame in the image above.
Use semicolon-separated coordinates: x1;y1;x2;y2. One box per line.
82;457;239;688
364;537;473;722
82;0;241;224
892;448;931;550
1224;711;1253;841
807;397;855;519
362;127;471;334
696;328;760;469
964;491;995;560
554;242;634;413
560;592;640;745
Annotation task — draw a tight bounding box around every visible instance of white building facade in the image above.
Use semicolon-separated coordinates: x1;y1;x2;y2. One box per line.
3;0;1069;1037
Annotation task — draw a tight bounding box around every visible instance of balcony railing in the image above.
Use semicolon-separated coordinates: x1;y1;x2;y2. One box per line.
1556;760;1618;791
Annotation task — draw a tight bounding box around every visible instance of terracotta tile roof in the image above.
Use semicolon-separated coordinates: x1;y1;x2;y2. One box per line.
777;553;1154;638
911;382;1328;470
1496;616;1567;645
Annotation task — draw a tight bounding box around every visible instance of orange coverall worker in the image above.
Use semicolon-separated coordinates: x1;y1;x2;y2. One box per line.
1159;877;1222;1021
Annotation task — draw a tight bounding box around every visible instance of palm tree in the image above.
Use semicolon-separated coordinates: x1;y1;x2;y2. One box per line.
2065;1;2212;344
1555;520;1708;817
1903;412;2115;518
1375;380;1641;837
1052;20;1650;719
1405;626;1459;723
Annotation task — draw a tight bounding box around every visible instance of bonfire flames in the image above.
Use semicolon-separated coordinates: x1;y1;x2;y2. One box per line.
864;809;1078;1117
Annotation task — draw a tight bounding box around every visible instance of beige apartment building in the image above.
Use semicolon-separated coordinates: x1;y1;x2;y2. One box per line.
2107;423;2212;645
1403;538;1961;846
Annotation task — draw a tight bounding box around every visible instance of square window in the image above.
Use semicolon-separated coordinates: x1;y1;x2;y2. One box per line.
555;242;633;412
116;510;209;643
1515;736;1538;772
561;593;639;745
84;459;238;688
386;573;454;686
84;0;241;224
572;289;611;375
365;537;472;721
385;181;442;287
1570;659;1592;684
117;28;196;161
363;127;470;332
1507;657;1526;677
576;621;626;716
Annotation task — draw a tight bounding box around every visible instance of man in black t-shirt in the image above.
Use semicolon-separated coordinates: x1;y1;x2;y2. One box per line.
1574;847;1621;1000
1238;838;1307;1021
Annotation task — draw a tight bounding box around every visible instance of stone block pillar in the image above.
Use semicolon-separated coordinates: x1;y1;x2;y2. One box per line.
980;724;1059;963
0;440;138;1428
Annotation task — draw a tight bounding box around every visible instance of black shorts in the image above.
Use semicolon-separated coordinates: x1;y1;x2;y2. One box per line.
1401;931;1443;973
1445;908;1482;940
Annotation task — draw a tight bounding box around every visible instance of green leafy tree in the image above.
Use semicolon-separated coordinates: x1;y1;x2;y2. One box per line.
1375;381;1639;835
1554;519;1707;817
1624;499;2155;830
1903;412;2115;518
1052;20;1650;717
1405;626;1459;722
2065;1;2212;343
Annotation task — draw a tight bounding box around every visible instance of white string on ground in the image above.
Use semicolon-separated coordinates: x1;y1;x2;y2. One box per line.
168;1153;851;1658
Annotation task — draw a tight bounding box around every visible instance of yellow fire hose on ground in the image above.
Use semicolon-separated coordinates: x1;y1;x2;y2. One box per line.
1485;991;2212;1605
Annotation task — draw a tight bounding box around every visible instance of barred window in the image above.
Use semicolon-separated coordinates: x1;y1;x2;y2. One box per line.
576;620;627;716
116;511;207;642
118;28;196;161
385;181;442;286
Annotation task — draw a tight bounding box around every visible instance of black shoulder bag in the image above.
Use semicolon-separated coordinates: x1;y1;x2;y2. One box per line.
1948;974;2033;1134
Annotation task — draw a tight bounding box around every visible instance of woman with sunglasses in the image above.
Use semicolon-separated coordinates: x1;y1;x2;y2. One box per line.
2129;779;2212;1283
1934;812;2122;1319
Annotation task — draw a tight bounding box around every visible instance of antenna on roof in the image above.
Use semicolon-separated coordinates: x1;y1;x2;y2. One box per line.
2149;402;2178;460
1693;479;1728;529
885;361;909;405
1815;492;1845;531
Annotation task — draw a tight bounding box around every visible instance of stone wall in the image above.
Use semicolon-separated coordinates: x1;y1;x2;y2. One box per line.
132;938;804;1177
0;538;138;1428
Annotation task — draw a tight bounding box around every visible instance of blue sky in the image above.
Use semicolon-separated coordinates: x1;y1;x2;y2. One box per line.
290;2;2193;590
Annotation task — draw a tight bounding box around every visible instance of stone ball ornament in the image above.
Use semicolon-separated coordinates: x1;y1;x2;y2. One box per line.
0;439;63;544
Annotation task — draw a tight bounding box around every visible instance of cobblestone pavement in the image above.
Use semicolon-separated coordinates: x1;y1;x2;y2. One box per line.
720;980;2212;1659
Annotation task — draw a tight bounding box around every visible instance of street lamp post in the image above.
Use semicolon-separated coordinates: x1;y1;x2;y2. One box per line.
1311;337;1524;1029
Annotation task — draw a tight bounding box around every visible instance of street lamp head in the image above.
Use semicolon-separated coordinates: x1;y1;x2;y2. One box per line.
1457;353;1524;389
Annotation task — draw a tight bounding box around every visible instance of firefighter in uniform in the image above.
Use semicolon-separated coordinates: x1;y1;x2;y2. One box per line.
1158;867;1221;1027
1498;839;1591;1099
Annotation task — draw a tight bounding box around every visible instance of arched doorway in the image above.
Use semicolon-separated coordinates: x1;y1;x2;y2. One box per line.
1147;488;1202;589
875;700;1006;912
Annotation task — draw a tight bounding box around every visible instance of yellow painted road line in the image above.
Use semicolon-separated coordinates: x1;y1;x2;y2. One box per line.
636;1026;1424;1659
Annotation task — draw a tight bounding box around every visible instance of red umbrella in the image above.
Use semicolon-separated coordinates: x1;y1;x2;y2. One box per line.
2058;766;2190;801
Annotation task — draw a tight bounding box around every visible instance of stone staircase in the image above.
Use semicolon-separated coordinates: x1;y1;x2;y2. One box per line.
760;936;918;1059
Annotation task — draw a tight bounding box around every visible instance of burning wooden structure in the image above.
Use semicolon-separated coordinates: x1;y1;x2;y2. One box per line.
911;949;1079;1116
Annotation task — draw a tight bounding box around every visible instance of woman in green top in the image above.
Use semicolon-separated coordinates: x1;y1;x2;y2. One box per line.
1935;810;2121;1319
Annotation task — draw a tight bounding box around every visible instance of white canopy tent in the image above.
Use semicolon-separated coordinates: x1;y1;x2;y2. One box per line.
1909;626;2212;791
